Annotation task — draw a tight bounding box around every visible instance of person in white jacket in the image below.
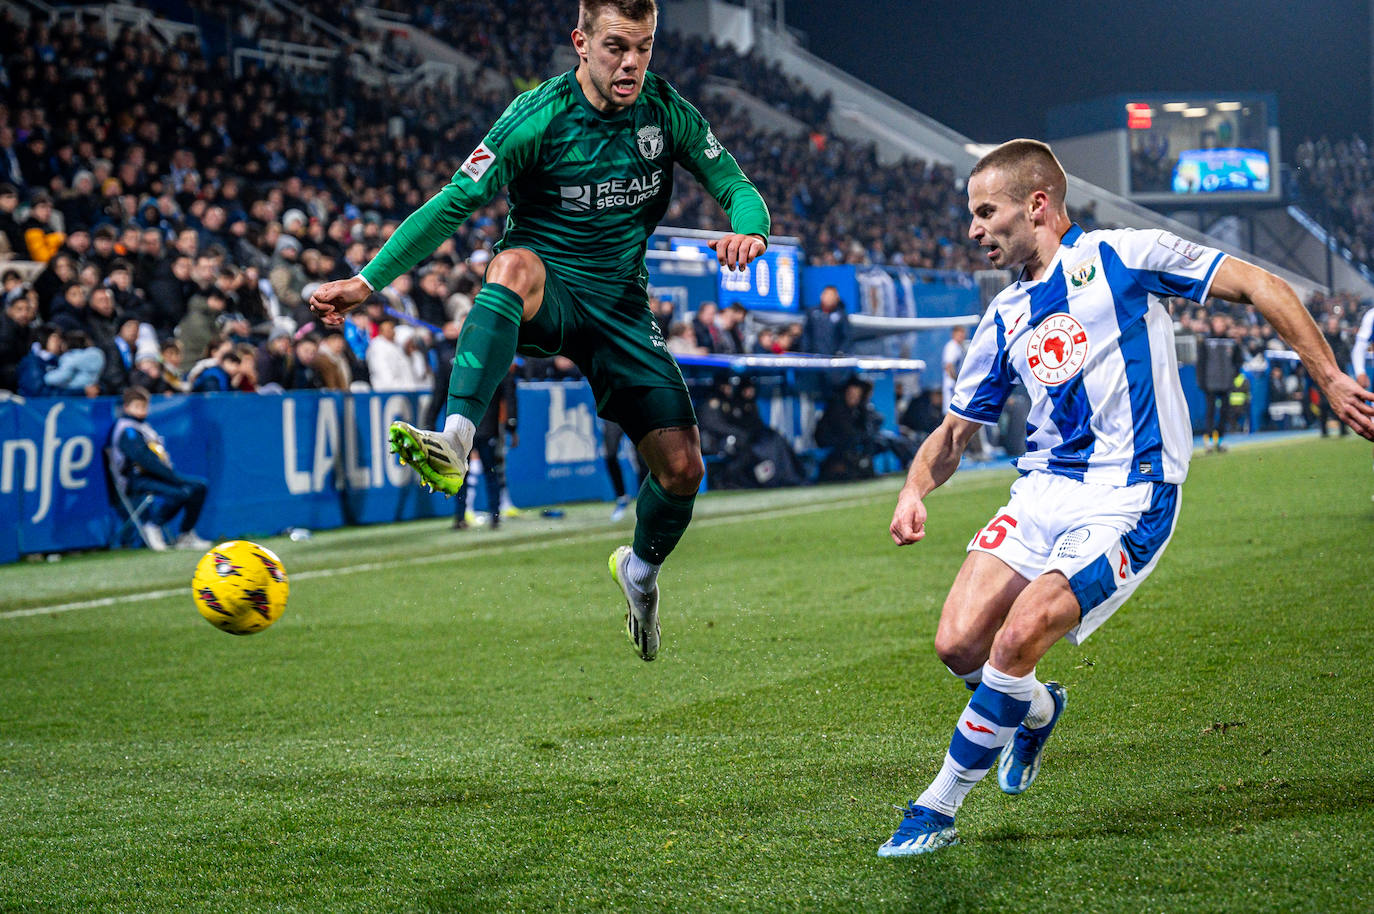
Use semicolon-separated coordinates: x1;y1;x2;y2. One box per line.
366;314;425;390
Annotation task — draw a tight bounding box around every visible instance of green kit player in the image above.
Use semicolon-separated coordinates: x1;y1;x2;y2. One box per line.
309;0;770;662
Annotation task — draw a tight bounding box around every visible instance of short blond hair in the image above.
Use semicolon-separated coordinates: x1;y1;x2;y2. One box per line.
971;139;1067;206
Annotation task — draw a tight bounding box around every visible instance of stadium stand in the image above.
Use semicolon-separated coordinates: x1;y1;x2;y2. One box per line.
0;0;1365;408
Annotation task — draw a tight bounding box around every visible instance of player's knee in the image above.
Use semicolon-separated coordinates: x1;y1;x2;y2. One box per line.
933;633;982;677
989;609;1052;670
485;250;543;303
658;453;704;496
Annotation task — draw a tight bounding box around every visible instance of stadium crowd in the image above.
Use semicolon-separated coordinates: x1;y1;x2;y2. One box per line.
0;2;1368;442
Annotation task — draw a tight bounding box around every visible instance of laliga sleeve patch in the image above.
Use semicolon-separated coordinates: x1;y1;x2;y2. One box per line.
1157;231;1203;262
460;143;496;182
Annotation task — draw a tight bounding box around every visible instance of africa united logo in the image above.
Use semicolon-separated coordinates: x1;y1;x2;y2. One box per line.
212;552;242;578
1026;314;1089;385
636;125;664;160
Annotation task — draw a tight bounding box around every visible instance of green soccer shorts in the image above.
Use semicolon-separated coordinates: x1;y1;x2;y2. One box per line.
514;251;697;443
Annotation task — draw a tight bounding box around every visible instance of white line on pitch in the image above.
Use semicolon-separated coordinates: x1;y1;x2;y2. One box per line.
0;492;894;621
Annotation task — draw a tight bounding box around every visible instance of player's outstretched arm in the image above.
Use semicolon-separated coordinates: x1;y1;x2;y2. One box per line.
1209;258;1374;440
707;233;767;272
890;413;983;545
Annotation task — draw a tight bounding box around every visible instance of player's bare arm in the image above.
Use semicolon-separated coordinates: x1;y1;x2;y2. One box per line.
707;233;767;271
308;275;372;326
1209;258;1374;440
890;413;984;545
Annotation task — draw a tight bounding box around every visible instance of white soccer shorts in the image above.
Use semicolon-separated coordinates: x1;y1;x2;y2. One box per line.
966;470;1182;644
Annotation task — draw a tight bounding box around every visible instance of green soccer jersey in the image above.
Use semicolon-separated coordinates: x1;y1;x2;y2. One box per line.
360;69;770;291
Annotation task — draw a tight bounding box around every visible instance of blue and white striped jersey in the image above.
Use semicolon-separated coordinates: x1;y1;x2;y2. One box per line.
950;225;1227;486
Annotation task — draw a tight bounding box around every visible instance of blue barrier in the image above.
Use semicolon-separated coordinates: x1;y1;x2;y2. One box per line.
0;385;636;562
0;364;917;562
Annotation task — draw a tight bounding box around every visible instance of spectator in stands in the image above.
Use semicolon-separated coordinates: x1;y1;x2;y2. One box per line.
288;334;324;390
698;375;803;489
99;316;142;395
940;325;968;415
801;285;851;355
715;302;748;355
44;330;104;398
814;375;916;481
177;288;229;365
17;324;64;397
692;302;722;352
0;292;37;391
899;385;942;442
233;343;259;393
1318;313;1353;437
129;350;172;395
650;294;675;338
366;314;424;390
107;386;211;552
159;340;188;391
22;194;65;263
752;327;777;355
313;329;354;390
0;184;24;258
1197;312;1243;452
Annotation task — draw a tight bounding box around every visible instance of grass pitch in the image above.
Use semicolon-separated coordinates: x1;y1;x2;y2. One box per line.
2;435;1372;913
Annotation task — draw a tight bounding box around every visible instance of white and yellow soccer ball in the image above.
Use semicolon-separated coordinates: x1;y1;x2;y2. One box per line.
191;540;289;635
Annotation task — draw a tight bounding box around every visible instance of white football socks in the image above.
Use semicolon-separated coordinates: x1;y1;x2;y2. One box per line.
624;550;660;595
916;664;1041;817
1023;680;1056;729
442;413;476;451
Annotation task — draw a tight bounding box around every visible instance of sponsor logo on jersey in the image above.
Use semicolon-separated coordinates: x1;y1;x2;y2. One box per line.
1026;314;1089;386
461;143;496;182
1158;232;1203;262
560;184;592;212
703;130;723;160
636;125;664;160
1067;258;1098;288
559;171;664;212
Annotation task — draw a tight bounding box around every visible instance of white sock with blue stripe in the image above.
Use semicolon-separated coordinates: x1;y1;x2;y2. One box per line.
917;663;1039;817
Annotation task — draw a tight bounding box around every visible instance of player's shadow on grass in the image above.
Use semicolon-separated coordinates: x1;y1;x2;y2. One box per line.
973;772;1374;844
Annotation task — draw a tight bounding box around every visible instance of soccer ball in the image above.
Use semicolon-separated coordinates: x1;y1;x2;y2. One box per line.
191;540;289;635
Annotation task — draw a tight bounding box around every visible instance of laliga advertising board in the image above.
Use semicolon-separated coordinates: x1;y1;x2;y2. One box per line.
0;385;637;563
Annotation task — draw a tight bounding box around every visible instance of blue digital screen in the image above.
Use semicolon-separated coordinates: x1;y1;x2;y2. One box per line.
668;239;803;312
1171;148;1271;194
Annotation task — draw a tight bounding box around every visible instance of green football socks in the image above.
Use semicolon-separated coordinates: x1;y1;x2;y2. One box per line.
633;474;696;566
447;283;523;425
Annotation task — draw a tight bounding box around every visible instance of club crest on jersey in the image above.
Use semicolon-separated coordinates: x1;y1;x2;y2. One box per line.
636;125;664;160
1067;259;1098;288
1026;314;1089;385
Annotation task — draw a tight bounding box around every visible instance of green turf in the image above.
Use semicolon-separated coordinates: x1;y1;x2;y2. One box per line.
2;436;1372;913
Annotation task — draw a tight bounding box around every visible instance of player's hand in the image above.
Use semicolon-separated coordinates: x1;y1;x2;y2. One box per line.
890;485;929;546
708;233;766;272
1321;371;1374;440
309;276;371;327
1358;372;1370;390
